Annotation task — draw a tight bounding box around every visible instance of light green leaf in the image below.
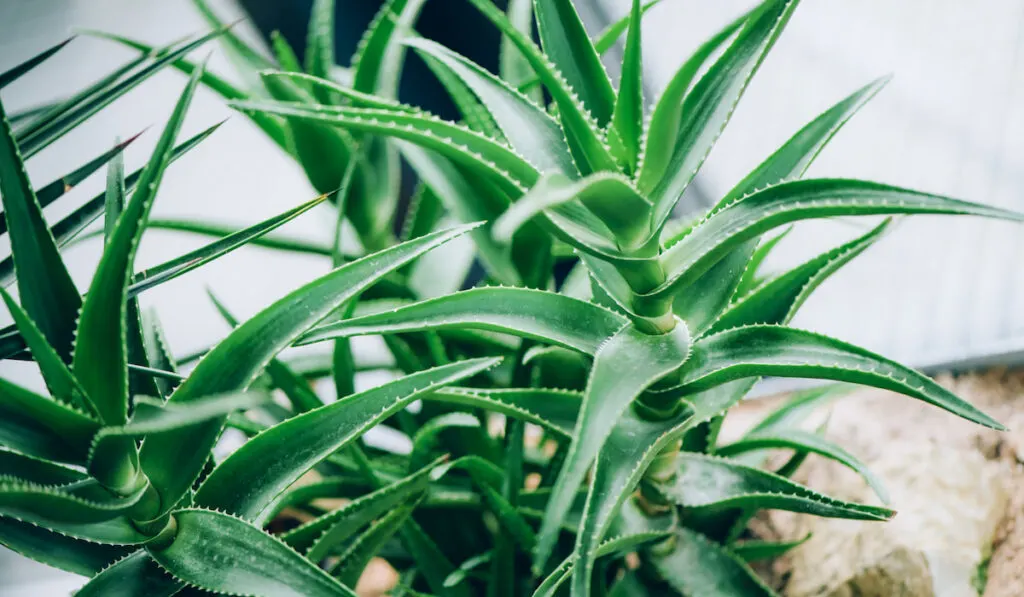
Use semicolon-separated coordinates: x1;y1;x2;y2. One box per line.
718;429;889;503
501;0;540;103
194;358;499;522
296;287;628;355
147;508;357;597
351;0;429;98
305;0;336;81
139;224;479;518
608;0;644;172
535;323;690;573
426;387;582;439
333;500;419;587
593;0;663;55
654;179;1024;302
677;324;1003;429
0;448;85;486
0;516;130;576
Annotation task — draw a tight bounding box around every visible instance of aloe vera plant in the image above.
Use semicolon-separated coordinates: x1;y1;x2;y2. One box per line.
4;1;1023;596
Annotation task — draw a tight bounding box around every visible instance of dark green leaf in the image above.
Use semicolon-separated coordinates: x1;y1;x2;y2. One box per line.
0;37;74;88
75;551;180;597
731;535;810;563
333;500;419;587
0;516;130;576
650;528;779;597
0;448;86;485
0;376;98;464
608;0;644;172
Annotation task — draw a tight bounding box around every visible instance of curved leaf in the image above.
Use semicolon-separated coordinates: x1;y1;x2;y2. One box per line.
75;551;180;597
0;376;98;463
297;287;627;355
0;97;81;362
654;179;1024;301
535;323;690;572
533;0;616;125
718;429;889;503
678;324;1003;429
140;224;479;518
0;516;130;576
333;500;418;587
650;528;778;597
608;0;644;172
194;358;499;522
73;61;204;426
351;0;428;98
0;448;86;486
731;535;811;563
147;508;357;597
593;1;663;55
651;453;892;521
426;387;582;439
0;478;147;525
409;412;481;472
708;219;889;334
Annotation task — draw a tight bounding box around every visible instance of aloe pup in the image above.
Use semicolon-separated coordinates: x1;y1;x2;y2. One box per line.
3;0;1022;596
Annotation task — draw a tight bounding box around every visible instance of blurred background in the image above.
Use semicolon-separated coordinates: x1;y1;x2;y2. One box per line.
2;0;1023;593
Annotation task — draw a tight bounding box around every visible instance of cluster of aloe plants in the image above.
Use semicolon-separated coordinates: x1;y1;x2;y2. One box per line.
2;0;1021;595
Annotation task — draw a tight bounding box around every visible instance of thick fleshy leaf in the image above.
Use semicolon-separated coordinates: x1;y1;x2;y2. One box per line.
333;500;418;587
75;551;180;597
677;324;1003;429
718;429;889;503
493;171;653;250
305;0;335;82
296;287;628;355
0;288;93;414
608;0;644;172
671;241;753;337
653;179;1024;301
0;97;81;362
231;100;534;194
652;453;892;521
749;384;846;436
419;50;505;138
501;0;540;103
534;0;616;125
147;508;357;597
641;0;798;231
426;387;582;439
0;478;147;525
0;37;73;88
732;227;792;297
535;323;690;572
194;358;499;522
73;61;204;426
282;459;440;558
0;516;130;576
464;0;617;174
636;5;754;198
650;527;779;597
139;224;479;518
0;376;98;463
708;219;889;334
351;0;428;98
593;0;663;54
190;0;273;88
0;448;85;486
731;535;811;563
407;37;576;176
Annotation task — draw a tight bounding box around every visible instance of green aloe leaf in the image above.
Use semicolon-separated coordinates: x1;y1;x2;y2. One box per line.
419;49;505;139
282;459;440;558
129;194;328;297
75;551;181;597
114;217;332;257
231;100;534;194
260;70;415;112
0;478;147;525
305;0;336;83
190;0;274;84
0;448;86;485
0;37;74;88
636;5;755;199
0;376;98;464
17;28;225;158
501;0;540;103
677;324;1003;429
194;358;498;522
535;323;690;573
671;242;755;337
493;172;653;251
407;37;576;176
351;0;429;98
1;289;93;413
608;0;644;172
140;309;177;398
593;0;663;55
296;287;628;355
654;179;1024;302
731;535;811;563
748;384;846;436
426;387;582;439
733;226;792;296
0;132;140;236
0;516;131;576
444;550;492;588
73;61;204;427
464;0;617;174
718;429;889;503
147;508;357;597
650;527;779;597
399;143;520;285
0;97;81;362
708;219;890;334
641;0;798;232
533;0;616;125
409;413;483;472
139;224;479;518
652;453;892;521
333;500;419;587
